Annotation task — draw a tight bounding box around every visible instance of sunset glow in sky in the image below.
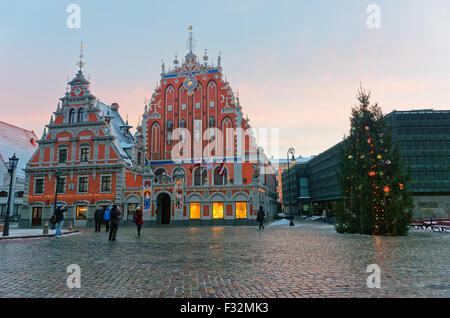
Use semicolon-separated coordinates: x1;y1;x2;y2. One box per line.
1;0;450;157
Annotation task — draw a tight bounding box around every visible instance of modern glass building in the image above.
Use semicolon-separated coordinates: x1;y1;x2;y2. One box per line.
281;109;450;219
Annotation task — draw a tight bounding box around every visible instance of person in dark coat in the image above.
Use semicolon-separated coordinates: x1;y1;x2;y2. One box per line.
134;207;144;235
108;205;122;241
54;205;67;238
257;205;265;230
94;207;104;232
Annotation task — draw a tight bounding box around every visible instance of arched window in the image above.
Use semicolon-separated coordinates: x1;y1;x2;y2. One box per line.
151;123;160;153
222;117;233;157
194;167;208;186
69;109;75;123
214;165;227;185
77;108;84;122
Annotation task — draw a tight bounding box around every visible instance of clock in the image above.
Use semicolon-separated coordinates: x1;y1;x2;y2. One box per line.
183;73;198;96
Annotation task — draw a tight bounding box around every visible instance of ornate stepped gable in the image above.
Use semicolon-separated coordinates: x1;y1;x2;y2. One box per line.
25;67;144;211
143;47;257;164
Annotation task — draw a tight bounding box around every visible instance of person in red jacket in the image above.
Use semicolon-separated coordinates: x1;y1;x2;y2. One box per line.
134;207;144;235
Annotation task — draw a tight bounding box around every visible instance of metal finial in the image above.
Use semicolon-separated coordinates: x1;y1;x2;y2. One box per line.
76;41;85;71
203;49;208;65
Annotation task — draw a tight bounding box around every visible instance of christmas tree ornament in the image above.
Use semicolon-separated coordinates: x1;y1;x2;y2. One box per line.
385;160;391;165
377;155;382;159
348;155;353;159
383;185;390;193
365;126;369;131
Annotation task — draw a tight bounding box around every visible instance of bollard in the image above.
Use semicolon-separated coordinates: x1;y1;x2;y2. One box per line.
68;221;73;231
43;222;49;234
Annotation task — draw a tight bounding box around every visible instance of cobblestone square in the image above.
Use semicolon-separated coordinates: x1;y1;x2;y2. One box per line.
1;220;449;298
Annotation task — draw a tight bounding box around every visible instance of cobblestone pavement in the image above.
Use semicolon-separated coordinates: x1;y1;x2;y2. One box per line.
1;219;449;298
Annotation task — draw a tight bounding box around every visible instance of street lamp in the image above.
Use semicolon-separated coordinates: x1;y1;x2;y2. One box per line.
2;153;19;237
53;170;62;215
287;148;295;227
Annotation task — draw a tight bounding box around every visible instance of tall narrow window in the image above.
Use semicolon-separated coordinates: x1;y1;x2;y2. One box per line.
35;179;44;195
80;147;89;162
151;123;160;153
78;176;88;193
212;202;224;219
236;202;247;219
58;149;67;163
69;109;75;123
77;108;84;122
101;176;111;192
56;177;66;194
214;166;227;185
190;202;201;219
194;167;208;186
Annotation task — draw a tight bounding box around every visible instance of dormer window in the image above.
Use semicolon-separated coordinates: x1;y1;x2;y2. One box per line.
69;109;76;123
77;108;84;122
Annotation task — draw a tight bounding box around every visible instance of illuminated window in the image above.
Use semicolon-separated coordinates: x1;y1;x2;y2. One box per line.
236;202;247;219
76;206;87;220
190;202;201;219
212;202;224;219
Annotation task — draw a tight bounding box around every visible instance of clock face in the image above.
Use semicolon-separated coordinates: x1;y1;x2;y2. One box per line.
71;86;84;97
183;73;198;96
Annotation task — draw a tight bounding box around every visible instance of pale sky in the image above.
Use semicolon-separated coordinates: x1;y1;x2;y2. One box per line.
1;0;449;158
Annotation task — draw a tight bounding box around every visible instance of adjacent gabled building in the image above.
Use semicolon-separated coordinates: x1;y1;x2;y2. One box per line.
20;69;145;228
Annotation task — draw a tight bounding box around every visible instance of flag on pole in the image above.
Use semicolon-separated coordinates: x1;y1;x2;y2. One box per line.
218;162;225;176
189;159;201;173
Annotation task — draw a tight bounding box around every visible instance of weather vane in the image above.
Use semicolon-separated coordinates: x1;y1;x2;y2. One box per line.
186;25;196;53
76;41;85;71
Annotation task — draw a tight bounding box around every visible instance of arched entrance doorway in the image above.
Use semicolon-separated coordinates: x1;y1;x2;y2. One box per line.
156;192;171;224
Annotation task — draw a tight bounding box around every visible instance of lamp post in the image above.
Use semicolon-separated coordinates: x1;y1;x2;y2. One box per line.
2;153;19;237
287;148;295;227
53;170;62;215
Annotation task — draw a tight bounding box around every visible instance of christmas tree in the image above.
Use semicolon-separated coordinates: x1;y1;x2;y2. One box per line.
335;87;414;236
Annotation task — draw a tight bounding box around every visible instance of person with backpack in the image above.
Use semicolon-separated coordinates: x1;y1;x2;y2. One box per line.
103;206;111;232
257;205;265;230
108;205;122;241
133;207;143;235
54;204;67;238
94;206;104;232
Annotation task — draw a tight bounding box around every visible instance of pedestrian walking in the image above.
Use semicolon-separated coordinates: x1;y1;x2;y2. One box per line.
103;206;111;232
327;209;333;224
133;207;144;235
54;204;67;238
108;205;122;241
94;206;104;232
257;205;265;230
